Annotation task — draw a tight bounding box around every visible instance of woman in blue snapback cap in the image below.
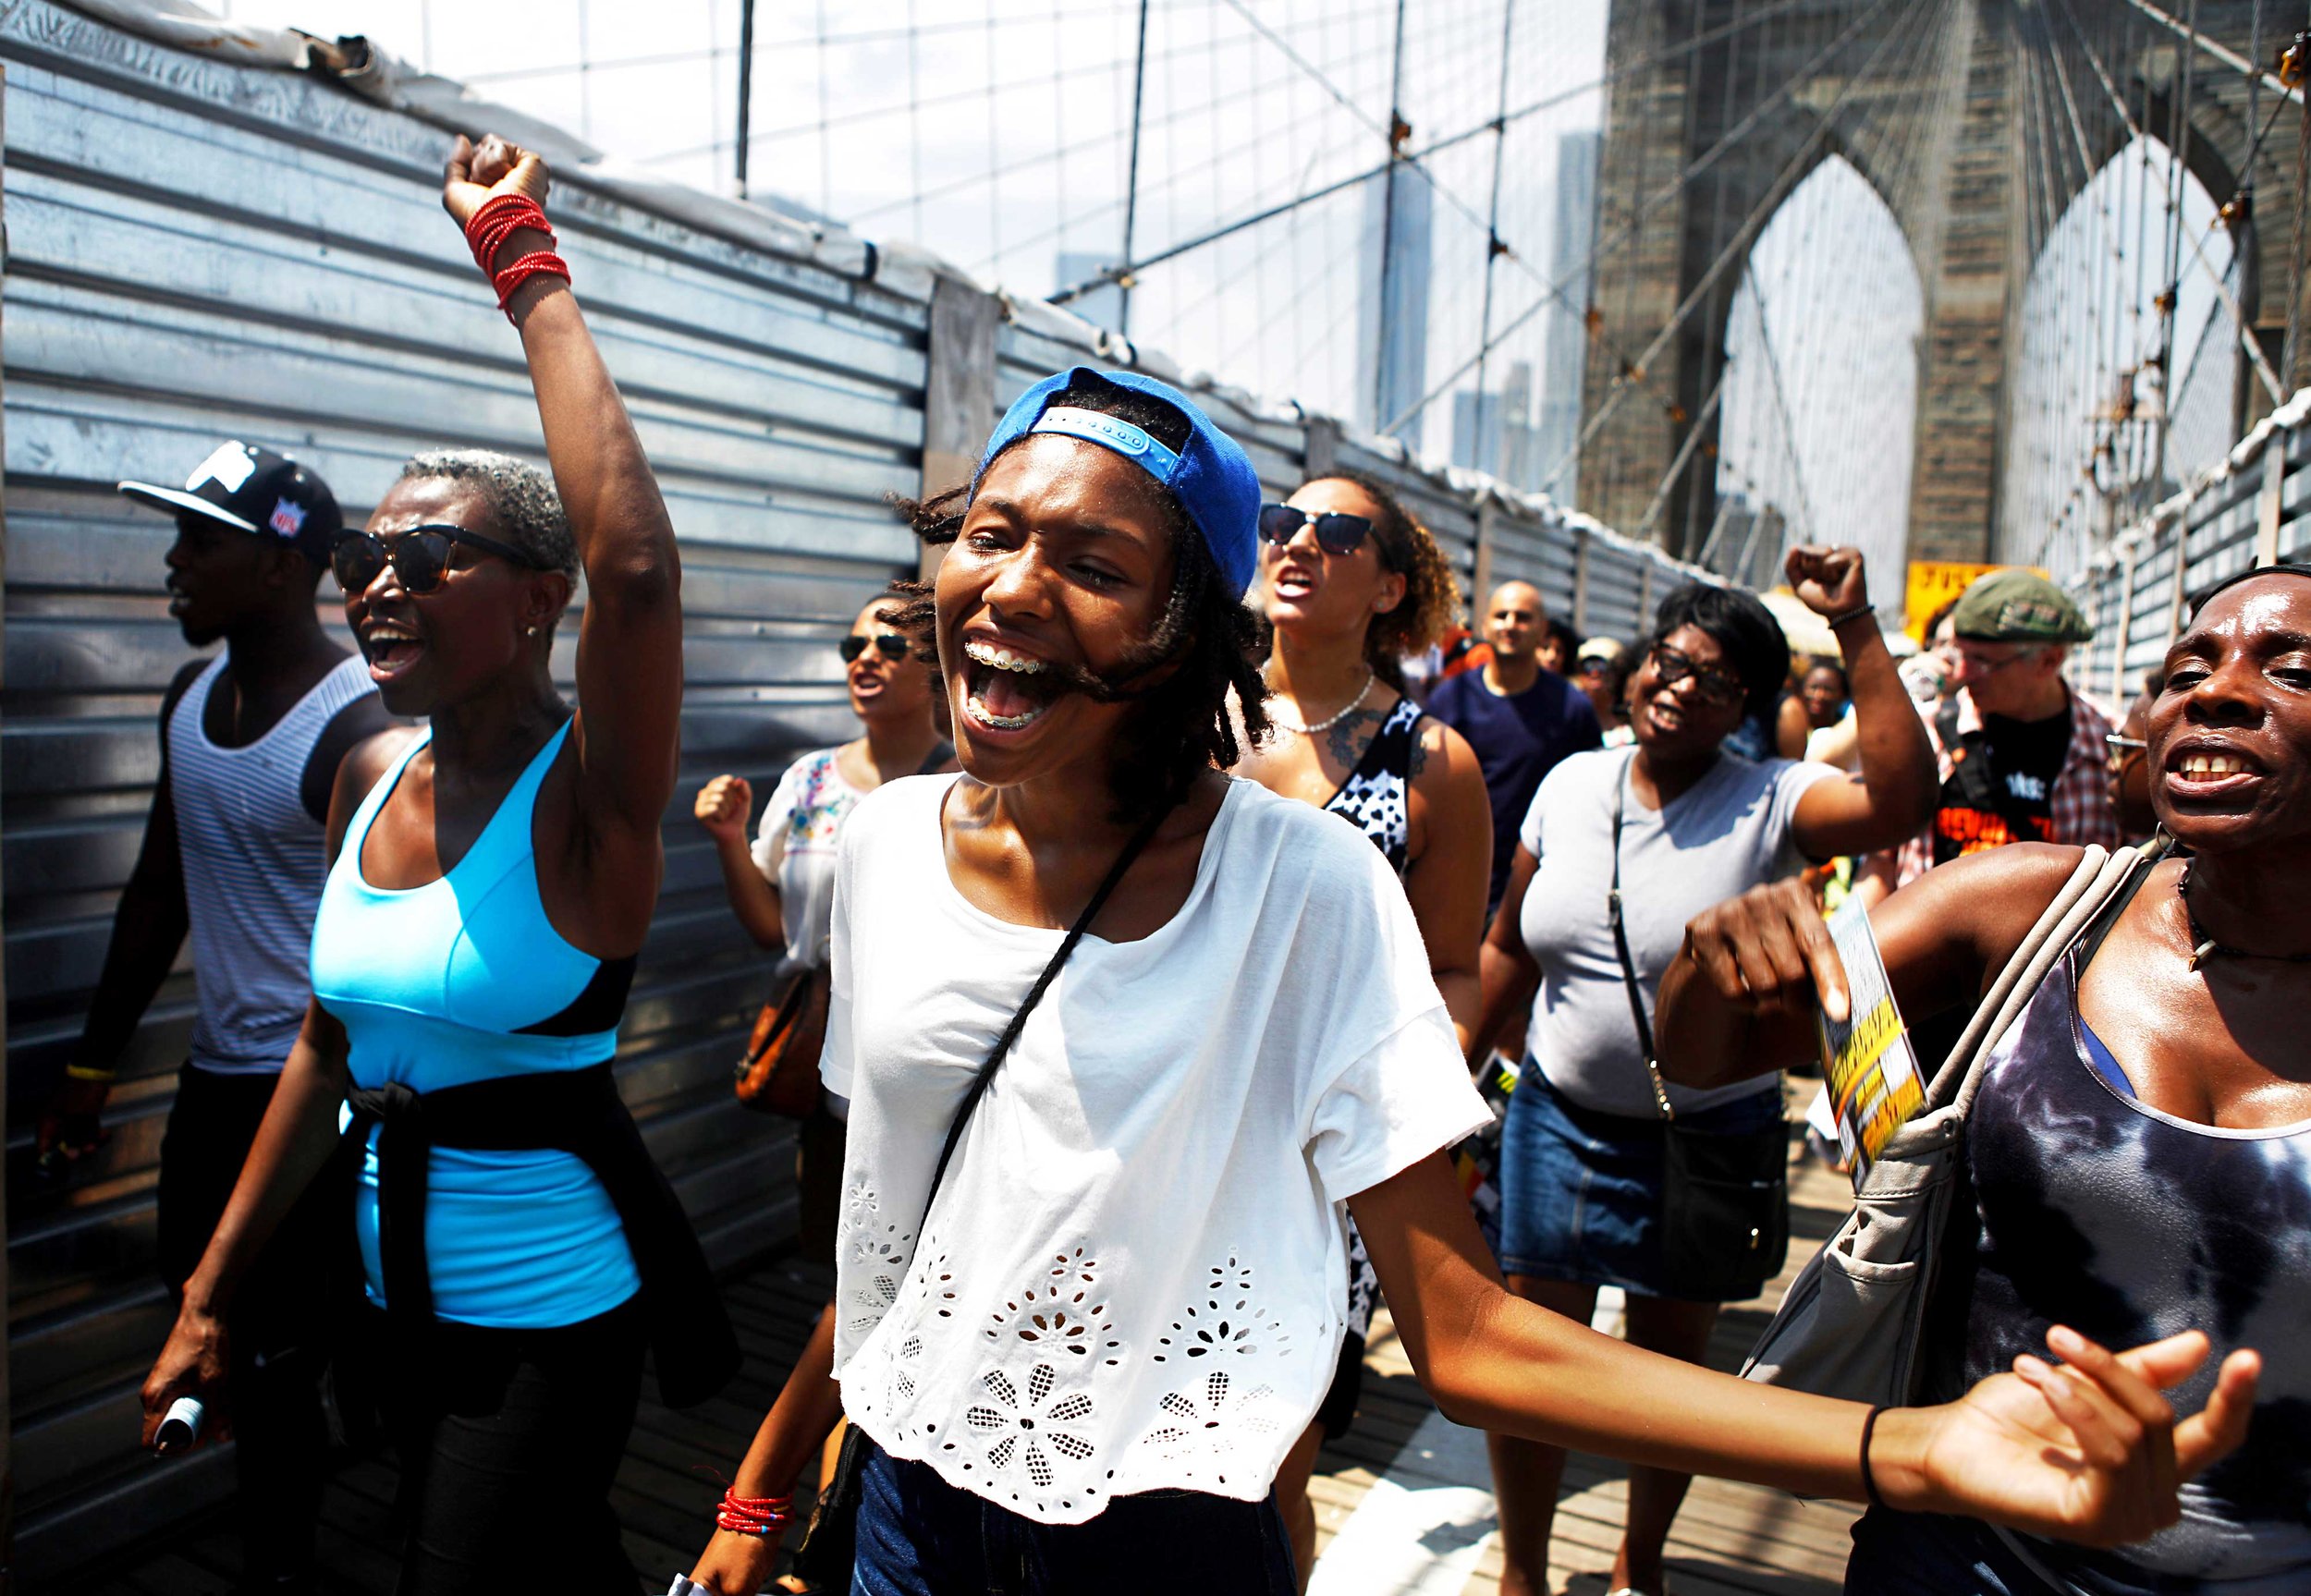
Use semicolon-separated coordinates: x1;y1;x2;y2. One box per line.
688;367;2256;1596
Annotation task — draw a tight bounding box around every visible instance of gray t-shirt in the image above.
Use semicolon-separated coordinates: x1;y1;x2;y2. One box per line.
1517;746;1839;1117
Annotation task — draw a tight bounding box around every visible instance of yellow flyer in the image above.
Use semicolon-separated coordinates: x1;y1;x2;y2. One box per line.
1814;897;1926;1180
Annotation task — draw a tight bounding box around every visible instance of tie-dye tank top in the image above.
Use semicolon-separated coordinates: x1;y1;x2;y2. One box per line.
1963;948;2311;1593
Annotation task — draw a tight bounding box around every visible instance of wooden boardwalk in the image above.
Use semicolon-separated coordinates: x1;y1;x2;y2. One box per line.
79;1118;1860;1596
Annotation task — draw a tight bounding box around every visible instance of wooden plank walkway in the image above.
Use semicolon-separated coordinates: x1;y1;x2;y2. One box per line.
79;1107;1861;1596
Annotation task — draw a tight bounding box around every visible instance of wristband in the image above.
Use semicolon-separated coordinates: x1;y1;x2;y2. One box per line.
65;1064;118;1084
1825;603;1876;630
715;1486;795;1537
1859;1404;1889;1510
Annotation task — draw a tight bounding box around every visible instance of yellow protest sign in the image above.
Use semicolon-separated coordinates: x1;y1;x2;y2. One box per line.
1903;561;2043;640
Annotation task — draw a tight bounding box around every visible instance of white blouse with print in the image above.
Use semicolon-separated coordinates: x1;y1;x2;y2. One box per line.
823;774;1488;1523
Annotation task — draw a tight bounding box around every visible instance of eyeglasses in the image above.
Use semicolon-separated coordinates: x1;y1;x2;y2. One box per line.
1258;503;1375;557
1647;644;1746;710
332;524;543;595
839;634;911;664
1575;656;1613;677
1955;643;2044;677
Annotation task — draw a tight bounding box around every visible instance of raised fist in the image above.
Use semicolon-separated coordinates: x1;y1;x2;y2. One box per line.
443;133;550;232
1783;544;1869;621
694;774;754;846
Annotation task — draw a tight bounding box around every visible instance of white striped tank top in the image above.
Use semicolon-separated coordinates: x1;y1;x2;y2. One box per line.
169;652;377;1075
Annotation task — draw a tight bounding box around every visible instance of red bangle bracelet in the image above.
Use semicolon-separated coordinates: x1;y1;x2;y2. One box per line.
491;250;570;321
464;193;554;275
714;1486;795;1537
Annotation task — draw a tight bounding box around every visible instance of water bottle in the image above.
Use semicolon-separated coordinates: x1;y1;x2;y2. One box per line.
154;1395;204;1456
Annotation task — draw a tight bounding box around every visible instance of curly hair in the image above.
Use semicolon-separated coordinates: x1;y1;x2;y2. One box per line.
399;449;575;578
882;374;1270;823
1297;469;1461;689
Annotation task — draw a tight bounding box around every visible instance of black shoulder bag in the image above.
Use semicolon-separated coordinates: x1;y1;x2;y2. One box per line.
789;798;1170;1585
1607;758;1791;1303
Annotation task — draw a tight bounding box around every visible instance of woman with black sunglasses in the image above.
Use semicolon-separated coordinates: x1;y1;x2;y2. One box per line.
695;597;952;1241
1229;471;1493;1585
141;135;735;1590
1465;550;1936;1596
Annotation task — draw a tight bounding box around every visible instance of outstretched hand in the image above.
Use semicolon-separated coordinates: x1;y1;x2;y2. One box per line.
1785;544;1868;619
443;132;550;233
1895;1326;2259;1547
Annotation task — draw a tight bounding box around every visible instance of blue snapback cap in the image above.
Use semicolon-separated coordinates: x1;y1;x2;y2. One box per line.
973;367;1263;598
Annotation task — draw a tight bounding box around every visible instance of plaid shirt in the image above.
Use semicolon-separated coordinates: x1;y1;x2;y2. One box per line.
1889;685;2118;890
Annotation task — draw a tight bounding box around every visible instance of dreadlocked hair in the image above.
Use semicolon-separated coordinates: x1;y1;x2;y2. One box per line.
883;375;1271;823
1300;469;1461;691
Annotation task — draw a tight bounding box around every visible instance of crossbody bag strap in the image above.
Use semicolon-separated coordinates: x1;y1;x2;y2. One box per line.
918;794;1177;1217
1606;755;1677;1121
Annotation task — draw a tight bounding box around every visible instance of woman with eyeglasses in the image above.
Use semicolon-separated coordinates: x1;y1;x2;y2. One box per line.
697;598;952;1254
1229;473;1494;1588
140;135;736;1590
1466;549;1937;1596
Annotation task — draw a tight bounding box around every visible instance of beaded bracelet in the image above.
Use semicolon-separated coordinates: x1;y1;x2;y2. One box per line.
715;1486;795;1538
462;194;570;323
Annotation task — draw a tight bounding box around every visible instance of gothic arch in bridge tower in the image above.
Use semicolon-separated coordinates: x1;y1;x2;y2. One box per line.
1582;0;2293;573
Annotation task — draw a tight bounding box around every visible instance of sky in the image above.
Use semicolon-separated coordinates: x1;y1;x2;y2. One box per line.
201;0;2235;579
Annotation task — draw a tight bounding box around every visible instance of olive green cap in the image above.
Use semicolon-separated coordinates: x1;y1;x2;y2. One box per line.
1950;568;2093;643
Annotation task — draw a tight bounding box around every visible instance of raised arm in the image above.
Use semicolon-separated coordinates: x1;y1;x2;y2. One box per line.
1405;718;1491;1049
1653;841;2085;1091
1466;843;1541;1068
1353;1150;2258;1548
1780;547;1937;859
696;774;787;952
442;135;683;850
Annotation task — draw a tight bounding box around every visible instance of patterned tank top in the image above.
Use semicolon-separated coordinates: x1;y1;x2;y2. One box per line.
1323;696;1422;876
1964;948;2311;1594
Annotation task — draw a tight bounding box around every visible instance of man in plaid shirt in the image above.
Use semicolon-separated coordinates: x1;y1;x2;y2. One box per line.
1881;568;2119;891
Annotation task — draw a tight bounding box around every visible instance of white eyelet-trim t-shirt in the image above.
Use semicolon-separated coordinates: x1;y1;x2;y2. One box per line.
825;774;1489;1523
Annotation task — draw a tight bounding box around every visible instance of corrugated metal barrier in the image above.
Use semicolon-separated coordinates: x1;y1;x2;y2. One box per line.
0;1;1707;1575
2068;387;2311;707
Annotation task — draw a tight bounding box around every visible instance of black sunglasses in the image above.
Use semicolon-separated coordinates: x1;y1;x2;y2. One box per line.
1648;644;1747;711
839;634;911;664
333;524;543;595
1258;503;1376;557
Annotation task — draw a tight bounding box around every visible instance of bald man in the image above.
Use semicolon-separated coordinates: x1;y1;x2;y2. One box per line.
1425;580;1602;914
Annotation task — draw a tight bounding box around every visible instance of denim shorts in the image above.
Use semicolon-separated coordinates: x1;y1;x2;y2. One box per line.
1497;1065;1782;1300
851;1433;1297;1596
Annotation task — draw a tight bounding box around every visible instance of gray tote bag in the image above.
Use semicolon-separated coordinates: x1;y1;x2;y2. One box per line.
1740;842;2156;1407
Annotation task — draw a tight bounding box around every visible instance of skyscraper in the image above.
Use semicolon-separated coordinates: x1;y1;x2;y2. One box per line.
1354;165;1434;453
1535;130;1601;506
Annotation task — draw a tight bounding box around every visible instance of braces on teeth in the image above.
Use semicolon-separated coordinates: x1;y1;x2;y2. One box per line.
965;639;1049;674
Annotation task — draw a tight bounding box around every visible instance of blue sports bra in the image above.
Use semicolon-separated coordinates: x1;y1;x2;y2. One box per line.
311;720;642;1327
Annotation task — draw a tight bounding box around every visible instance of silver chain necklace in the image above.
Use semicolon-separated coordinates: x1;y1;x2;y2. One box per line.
1266;668;1375;738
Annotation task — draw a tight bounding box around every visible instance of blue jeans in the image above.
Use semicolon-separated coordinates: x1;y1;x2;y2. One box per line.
851;1433;1298;1596
1847;1508;2063;1594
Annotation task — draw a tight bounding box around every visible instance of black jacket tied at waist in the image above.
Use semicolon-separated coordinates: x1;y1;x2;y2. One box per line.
342;1064;740;1408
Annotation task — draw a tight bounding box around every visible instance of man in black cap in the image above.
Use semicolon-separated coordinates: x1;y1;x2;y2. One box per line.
1878;567;2119;892
38;441;397;1593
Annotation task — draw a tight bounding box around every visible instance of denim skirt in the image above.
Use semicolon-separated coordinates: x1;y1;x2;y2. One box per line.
1497;1064;1782;1301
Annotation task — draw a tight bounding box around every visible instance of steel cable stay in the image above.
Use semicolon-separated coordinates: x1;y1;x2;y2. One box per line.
1380;0;1914;450
1516;0;1947;496
1045;0;1846;312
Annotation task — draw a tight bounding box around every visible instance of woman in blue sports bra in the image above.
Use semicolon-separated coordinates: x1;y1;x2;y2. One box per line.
141;135;735;1593
1660;565;2311;1595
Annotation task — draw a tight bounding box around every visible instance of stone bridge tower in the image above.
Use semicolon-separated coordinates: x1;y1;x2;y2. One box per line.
1580;0;2297;568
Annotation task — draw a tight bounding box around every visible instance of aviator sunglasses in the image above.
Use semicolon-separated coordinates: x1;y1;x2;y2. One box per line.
839;634;911;664
332;524;544;595
1258;503;1376;557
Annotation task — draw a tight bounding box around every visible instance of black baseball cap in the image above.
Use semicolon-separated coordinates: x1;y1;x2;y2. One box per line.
118;441;343;567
